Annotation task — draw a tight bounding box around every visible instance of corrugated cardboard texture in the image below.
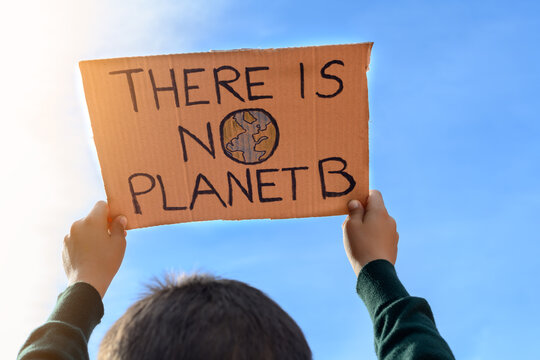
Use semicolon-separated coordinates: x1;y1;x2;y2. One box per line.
80;43;372;229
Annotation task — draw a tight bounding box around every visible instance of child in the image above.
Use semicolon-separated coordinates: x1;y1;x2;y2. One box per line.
18;190;454;359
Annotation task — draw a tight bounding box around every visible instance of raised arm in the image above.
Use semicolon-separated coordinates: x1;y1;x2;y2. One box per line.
343;190;454;360
18;201;127;360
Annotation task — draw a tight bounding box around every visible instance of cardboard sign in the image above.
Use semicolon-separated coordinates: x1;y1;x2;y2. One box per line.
80;43;372;229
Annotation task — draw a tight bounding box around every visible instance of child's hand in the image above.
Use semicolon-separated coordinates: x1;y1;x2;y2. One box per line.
62;201;127;298
342;190;399;277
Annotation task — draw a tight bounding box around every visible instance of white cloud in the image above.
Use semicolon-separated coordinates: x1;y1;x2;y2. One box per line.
0;0;224;357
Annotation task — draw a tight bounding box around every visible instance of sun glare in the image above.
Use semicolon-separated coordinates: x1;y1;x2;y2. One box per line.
0;1;104;358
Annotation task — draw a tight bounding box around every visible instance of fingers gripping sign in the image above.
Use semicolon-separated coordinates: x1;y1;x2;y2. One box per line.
63;201;128;298
342;190;399;277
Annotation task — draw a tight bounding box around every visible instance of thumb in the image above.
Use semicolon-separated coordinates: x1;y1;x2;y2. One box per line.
347;199;365;221
110;215;128;240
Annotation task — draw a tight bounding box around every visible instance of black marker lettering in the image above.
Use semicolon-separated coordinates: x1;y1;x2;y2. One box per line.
245;66;273;101
190;173;227;210
227;169;253;206
128;173;156;214
213;66;245;104
256;168;282;203
109;68;143;112
178;123;215;162
156;175;187;211
148;68;179;110
299;62;305;99
184;68;210;106
316;60;344;98
318;157;356;199
282;166;309;200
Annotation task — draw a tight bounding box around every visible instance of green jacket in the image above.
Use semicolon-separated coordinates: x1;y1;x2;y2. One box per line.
18;260;454;359
356;260;454;359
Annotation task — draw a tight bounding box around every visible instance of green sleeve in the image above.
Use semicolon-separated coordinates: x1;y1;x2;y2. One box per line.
17;282;104;360
356;260;455;360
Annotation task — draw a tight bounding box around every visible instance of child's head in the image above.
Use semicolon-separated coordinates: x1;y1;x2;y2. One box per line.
98;274;312;359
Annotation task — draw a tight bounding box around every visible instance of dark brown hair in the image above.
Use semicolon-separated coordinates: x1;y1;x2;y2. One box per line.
98;274;312;360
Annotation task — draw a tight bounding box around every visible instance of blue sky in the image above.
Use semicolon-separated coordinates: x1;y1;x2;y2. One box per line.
2;0;539;359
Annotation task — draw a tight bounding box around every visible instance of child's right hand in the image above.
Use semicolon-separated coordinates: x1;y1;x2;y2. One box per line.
342;190;399;277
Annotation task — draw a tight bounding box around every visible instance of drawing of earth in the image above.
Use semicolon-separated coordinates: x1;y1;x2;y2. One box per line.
220;108;279;164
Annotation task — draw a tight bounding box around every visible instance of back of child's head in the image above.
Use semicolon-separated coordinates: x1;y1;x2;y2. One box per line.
98;273;312;360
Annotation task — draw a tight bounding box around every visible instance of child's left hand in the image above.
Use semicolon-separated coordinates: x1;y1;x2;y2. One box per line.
62;201;127;298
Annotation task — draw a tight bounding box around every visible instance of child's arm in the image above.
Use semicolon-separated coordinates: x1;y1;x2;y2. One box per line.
18;201;127;360
343;190;455;360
